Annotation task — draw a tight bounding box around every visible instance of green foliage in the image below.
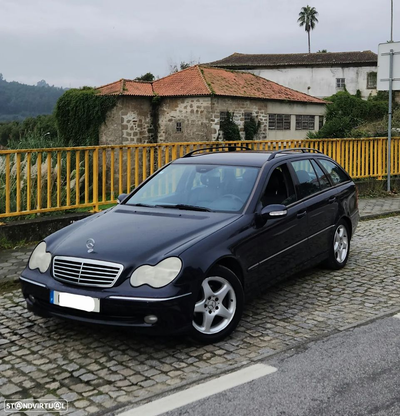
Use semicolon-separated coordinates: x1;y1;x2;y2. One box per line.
135;72;155;82
54;87;117;146
0;115;58;147
309;91;390;138
0;76;65;121
7;131;67;150
220;112;241;141
150;94;161;143
244;116;261;140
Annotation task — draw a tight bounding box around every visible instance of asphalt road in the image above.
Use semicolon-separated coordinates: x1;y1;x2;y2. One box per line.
161;315;400;416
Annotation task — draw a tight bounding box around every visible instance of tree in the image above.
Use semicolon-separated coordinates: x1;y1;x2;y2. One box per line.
36;79;50;87
298;5;319;53
168;59;199;74
135;72;155;82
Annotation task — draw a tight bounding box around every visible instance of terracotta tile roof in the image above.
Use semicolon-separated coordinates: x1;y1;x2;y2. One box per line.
97;65;325;104
200;66;324;103
208;51;378;68
153;66;210;96
97;79;153;96
124;80;153;96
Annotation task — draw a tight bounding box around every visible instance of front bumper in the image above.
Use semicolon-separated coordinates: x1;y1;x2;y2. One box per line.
20;276;194;335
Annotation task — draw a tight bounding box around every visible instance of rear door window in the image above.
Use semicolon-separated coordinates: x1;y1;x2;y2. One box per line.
290;159;322;199
318;159;350;184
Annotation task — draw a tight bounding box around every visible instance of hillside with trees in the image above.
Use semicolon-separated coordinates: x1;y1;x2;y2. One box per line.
0;74;65;122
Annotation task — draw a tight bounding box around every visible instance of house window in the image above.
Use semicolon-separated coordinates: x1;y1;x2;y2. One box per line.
319;116;324;130
367;72;377;89
336;78;345;88
220;112;227;122
295;115;315;130
244;112;252;122
176;122;182;132
268;114;291;130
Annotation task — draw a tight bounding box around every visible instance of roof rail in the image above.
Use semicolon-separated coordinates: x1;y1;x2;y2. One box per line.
183;144;252;158
267;148;323;161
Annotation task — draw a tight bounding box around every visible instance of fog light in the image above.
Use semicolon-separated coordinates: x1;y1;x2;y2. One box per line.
28;295;35;303
144;315;158;324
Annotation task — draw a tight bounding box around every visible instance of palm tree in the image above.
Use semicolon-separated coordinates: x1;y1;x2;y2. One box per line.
298;6;319;53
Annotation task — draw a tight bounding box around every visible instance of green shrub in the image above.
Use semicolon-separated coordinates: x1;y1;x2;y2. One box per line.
220;112;241;141
311;91;391;138
244;116;261;140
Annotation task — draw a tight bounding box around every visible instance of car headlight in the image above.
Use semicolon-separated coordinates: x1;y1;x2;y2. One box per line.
130;257;182;288
28;242;52;273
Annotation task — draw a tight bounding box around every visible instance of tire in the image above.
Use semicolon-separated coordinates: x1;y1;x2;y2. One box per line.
190;265;244;344
324;220;350;270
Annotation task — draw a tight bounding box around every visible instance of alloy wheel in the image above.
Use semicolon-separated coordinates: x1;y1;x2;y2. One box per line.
334;224;348;264
193;276;237;335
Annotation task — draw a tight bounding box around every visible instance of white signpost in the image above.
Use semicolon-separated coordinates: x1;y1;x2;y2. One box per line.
377;41;400;191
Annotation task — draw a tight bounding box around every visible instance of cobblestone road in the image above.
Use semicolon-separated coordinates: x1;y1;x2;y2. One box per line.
1;217;400;415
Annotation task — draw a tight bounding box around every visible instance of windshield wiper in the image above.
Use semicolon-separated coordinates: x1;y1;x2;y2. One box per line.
155;204;212;212
129;203;156;208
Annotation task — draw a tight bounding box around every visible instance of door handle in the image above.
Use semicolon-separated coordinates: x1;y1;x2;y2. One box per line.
328;196;336;203
296;210;307;219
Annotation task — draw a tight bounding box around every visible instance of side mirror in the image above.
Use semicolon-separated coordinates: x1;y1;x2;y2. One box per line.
261;204;287;218
117;194;128;204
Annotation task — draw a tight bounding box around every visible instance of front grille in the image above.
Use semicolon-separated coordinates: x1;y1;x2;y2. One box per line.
53;256;124;288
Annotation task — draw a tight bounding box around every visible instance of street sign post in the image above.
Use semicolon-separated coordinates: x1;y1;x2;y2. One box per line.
377;42;400;191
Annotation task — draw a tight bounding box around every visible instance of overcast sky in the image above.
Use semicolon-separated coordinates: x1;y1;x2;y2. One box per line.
0;0;397;88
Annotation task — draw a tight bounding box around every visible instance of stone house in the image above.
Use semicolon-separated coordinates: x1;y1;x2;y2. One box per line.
209;51;378;100
97;65;326;145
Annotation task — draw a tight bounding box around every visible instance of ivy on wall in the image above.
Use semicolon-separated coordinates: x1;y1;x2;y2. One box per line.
54;87;117;146
219;111;241;141
244;116;261;140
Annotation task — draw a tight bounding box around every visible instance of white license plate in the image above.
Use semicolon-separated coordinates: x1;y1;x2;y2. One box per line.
50;290;100;313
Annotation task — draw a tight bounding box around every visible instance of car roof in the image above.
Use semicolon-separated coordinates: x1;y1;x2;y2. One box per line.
172;150;327;168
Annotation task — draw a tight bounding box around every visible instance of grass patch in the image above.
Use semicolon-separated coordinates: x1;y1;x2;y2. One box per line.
0;237;36;250
0;280;21;294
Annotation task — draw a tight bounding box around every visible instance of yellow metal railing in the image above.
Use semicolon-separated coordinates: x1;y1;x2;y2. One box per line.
0;138;399;219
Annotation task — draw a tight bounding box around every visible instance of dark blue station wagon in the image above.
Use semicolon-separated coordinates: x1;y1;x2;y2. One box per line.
21;147;359;343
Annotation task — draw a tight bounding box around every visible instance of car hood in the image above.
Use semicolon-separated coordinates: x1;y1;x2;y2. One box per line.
46;205;238;268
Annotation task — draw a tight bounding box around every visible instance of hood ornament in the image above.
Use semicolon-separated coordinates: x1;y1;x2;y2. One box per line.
86;238;95;253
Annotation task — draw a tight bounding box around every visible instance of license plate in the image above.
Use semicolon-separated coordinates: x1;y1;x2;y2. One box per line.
50;290;100;313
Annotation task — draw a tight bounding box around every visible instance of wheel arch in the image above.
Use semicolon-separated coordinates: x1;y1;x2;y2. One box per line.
211;256;245;288
340;215;352;239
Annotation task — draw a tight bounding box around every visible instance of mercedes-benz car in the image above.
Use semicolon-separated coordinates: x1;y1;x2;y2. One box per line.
20;147;359;343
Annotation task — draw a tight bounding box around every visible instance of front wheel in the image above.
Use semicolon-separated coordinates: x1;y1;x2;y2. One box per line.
190;265;244;343
324;220;350;269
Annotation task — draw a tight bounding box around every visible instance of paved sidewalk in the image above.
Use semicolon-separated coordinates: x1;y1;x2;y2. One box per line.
358;196;400;218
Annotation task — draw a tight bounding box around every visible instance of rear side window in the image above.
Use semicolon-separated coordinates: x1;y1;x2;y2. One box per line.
318;159;349;184
311;160;331;190
290;160;322;199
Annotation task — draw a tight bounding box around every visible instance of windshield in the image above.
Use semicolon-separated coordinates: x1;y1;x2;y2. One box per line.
125;163;259;213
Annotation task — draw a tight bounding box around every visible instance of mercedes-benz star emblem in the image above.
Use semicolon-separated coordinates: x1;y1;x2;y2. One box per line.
86;238;95;253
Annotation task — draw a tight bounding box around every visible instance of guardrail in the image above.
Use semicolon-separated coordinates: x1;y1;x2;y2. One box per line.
0;138;399;219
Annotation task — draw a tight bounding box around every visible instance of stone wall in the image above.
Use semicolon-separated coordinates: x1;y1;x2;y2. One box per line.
157;97;212;142
99;96;153;146
210;97;269;141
